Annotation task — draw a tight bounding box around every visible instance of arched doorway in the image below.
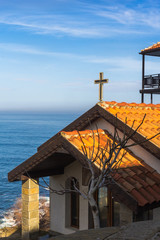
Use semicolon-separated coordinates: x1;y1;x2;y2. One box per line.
65;177;79;228
70;178;79;228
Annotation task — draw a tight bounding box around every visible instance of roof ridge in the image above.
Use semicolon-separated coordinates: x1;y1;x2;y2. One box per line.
97;101;160;109
60;129;105;139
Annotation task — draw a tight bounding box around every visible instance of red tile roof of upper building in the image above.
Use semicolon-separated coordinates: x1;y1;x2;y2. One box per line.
98;101;160;148
141;42;160;52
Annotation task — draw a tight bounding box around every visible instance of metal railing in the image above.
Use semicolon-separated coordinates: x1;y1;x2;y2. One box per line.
144;74;160;88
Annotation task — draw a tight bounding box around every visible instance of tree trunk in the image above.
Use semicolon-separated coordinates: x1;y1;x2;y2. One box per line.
88;194;100;229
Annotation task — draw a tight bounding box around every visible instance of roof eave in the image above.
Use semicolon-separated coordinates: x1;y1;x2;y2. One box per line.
8;135;62;182
139;47;160;56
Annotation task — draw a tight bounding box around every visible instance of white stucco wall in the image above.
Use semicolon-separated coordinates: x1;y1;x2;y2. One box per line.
50;160;88;234
120;203;132;225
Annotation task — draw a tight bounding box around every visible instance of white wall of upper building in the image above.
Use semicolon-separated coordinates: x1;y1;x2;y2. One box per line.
86;117;160;174
50;160;88;234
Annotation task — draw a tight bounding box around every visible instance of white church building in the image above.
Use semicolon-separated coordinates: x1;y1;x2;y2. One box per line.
8;43;160;239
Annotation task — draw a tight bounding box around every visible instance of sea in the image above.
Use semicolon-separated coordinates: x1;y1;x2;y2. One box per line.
0;111;81;228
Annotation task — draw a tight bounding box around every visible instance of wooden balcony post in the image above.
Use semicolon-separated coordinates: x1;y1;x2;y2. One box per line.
141;54;145;103
151;93;153;104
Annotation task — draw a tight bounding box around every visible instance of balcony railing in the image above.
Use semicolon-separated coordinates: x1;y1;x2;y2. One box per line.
144;74;160;88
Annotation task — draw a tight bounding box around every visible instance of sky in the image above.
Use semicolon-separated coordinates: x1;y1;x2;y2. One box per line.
1;0;160;112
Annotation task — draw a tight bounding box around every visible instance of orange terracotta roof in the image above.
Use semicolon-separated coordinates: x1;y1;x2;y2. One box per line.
61;129;160;206
98;101;160;148
141;42;160;52
61;129;141;169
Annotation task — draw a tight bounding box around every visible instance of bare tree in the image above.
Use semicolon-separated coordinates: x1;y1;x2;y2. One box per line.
71;114;160;228
26;114;160;229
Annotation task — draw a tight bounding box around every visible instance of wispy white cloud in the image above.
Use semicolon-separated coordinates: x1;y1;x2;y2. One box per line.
86;56;141;71
94;8;136;24
3;20;101;37
1;42;159;76
0;1;159;39
0;43;76;57
0;14;105;37
0;6;147;38
0;42;141;71
86;3;160;29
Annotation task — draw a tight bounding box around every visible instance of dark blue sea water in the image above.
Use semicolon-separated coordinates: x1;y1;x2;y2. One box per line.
0;111;81;224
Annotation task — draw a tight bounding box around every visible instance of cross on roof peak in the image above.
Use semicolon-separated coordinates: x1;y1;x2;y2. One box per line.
94;72;109;102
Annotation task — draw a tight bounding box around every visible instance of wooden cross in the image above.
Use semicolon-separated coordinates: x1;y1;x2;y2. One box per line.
94;72;109;102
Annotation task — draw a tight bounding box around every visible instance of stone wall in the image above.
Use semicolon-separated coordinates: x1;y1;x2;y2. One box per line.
119;203;132;226
153;207;160;221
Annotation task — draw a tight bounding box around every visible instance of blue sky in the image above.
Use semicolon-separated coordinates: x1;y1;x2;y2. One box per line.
1;0;160;111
